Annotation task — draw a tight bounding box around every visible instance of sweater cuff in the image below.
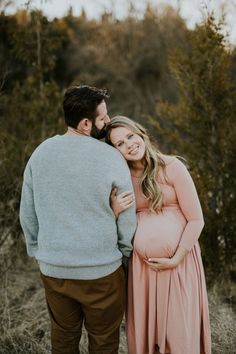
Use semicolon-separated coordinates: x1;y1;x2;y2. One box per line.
26;244;38;257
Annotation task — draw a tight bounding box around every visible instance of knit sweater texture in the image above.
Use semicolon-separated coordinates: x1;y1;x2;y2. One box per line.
20;135;137;279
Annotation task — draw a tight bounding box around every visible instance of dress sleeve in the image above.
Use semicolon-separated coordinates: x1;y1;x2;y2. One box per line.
167;158;204;251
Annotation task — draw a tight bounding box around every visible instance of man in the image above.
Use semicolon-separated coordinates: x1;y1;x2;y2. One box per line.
19;85;136;354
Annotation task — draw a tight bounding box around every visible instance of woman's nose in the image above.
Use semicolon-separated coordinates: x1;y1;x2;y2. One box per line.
126;140;133;148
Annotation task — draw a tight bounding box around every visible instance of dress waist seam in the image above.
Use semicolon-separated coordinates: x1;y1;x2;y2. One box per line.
137;206;180;213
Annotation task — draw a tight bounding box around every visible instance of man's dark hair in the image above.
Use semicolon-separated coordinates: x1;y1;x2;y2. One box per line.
63;85;110;128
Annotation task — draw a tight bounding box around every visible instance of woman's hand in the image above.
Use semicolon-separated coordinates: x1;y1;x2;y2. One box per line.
144;247;188;272
110;187;135;218
144;257;178;271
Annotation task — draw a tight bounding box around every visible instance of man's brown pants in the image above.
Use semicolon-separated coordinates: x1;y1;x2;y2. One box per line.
40;266;125;354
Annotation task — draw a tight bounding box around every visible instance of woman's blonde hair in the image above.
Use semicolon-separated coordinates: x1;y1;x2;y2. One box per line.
105;116;166;212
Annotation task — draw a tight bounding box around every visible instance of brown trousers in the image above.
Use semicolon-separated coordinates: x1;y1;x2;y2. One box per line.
40;266;126;354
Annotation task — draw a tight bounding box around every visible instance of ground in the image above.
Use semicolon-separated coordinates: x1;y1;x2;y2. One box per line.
0;256;235;354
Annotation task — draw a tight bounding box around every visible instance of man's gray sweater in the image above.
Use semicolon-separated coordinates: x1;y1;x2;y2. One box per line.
20;135;136;279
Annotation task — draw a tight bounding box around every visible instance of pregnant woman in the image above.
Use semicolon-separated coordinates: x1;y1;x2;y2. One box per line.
106;116;211;354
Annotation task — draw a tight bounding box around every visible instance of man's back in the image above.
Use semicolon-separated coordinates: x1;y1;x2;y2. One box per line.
20;84;137;354
20;134;136;280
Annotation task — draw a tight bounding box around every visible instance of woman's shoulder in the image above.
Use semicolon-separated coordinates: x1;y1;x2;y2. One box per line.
160;155;188;183
159;153;181;166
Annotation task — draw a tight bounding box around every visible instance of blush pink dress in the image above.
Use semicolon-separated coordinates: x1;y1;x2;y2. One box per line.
126;156;211;354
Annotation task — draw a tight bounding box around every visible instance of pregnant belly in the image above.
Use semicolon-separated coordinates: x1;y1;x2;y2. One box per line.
134;209;186;259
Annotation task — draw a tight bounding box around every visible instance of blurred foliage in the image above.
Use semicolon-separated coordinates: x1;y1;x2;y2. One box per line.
0;4;235;280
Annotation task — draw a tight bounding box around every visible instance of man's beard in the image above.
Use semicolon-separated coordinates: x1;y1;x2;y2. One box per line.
90;123;107;139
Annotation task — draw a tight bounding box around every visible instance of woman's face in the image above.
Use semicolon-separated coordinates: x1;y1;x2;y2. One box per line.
109;126;145;162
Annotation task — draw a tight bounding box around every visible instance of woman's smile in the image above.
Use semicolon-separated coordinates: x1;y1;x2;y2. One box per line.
110;126;145;161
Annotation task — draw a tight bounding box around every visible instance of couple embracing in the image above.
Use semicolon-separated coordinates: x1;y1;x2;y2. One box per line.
20;85;211;354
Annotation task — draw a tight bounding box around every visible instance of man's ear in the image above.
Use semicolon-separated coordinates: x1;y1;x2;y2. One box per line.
77;118;92;135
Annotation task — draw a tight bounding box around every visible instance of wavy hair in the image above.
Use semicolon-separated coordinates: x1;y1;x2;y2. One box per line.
105;116;166;212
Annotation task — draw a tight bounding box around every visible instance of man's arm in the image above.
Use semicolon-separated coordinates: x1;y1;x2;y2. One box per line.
19;165;39;257
113;157;137;258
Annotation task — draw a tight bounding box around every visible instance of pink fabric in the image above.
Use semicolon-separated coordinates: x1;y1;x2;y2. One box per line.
126;157;211;354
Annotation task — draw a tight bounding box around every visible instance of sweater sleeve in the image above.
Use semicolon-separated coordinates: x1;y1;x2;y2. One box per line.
113;157;137;258
167;158;204;251
19;164;39;257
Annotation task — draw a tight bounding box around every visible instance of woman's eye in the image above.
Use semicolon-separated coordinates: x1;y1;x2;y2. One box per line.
128;134;134;139
117;142;123;147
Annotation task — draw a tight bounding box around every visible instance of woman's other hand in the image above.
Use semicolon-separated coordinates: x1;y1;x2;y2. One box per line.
110;187;135;218
144;246;188;272
144;257;178;271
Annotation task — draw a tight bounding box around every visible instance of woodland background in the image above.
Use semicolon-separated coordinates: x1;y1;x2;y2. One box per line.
0;0;235;353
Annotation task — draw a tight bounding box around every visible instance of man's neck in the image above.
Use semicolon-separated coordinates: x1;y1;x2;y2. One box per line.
65;127;90;137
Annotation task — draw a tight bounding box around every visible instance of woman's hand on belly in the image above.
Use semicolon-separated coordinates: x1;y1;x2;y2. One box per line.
144;246;188;272
144;257;178;271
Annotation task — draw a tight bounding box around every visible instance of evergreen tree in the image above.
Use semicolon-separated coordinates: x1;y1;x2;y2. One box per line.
156;15;236;276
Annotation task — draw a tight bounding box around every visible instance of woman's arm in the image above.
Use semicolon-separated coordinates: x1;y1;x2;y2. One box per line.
170;158;204;250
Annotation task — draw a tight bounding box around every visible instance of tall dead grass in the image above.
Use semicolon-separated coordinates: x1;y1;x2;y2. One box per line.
0;257;128;354
208;281;236;354
0;256;235;354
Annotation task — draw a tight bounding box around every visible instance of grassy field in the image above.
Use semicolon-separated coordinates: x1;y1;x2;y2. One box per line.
0;256;235;354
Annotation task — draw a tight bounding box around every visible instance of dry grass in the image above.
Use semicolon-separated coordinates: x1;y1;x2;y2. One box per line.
208;282;236;354
0;256;235;354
